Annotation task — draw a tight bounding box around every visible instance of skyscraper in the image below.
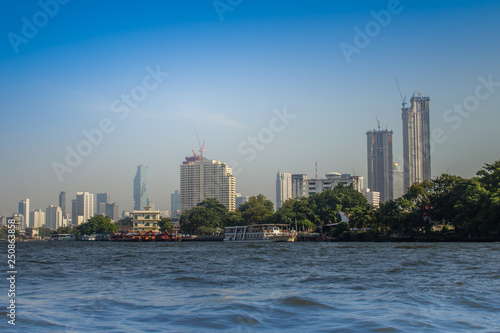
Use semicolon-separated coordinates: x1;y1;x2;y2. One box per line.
402;94;431;192
46;205;63;230
291;174;307;198
133;165;148;210
170;190;180;216
18;198;29;229
76;192;94;224
366;129;394;202
276;172;292;209
392;162;404;199
30;209;46;228
180;156;236;212
96;193;110;215
59;191;66;217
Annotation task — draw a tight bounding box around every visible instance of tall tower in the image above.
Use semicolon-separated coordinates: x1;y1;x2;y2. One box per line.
18;198;30;229
76;192;94;224
59;191;66;217
133;165;148;210
367;129;393;202
170;190;180;217
402;95;431;192
96;193;110;215
276;172;292;209
180;156;236;212
46;205;63;230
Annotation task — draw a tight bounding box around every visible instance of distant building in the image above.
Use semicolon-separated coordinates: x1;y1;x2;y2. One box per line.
46;205;63;230
59;191;66;217
363;188;380;208
133;165;148;210
131;207;160;232
402;95;431;192
30;209;46;229
307;173;362;195
180;156;236;212
276;172;292;209
105;203;119;222
75;192;94;225
0;216;5;227
235;193;249;209
292;174;308;198
96;193;110;215
18;198;29;229
170;190;180;217
392;162;404;199
147;199;156;210
367;129;393;202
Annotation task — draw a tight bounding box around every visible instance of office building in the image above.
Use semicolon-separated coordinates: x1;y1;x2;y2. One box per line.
276;172;292;209
18;198;29;229
367;129;393;202
46;205;63;230
363;188;380;208
393;162;404;199
306;173;363;195
75;192;94;224
402;94;431;192
170;190;180;217
133;165;148;210
30;209;46;229
180;156;236;212
235;193;250;209
59;191;66;217
105;203;119;222
96;193;110;215
292;174;308;198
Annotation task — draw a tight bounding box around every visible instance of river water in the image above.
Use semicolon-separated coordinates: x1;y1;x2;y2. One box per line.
4;241;500;332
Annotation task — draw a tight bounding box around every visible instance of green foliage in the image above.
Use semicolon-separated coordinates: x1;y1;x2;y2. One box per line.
180;198;228;234
238;194;274;224
56;226;77;235
117;217;133;227
37;227;55;238
77;215;117;235
158;217;173;233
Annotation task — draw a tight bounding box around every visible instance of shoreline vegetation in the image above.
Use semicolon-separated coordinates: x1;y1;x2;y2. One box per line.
3;160;499;242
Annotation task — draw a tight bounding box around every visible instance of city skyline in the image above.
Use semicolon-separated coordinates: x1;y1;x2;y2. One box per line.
1;1;500;217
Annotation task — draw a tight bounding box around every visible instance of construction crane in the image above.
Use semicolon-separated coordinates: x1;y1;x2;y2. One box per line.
193;124;206;159
375;116;381;131
395;77;407;109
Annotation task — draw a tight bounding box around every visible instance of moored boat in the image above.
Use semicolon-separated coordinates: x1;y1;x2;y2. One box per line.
224;224;296;242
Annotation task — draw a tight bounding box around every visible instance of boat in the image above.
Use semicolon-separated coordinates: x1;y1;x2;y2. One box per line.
224;224;296;242
49;234;76;241
81;234;96;241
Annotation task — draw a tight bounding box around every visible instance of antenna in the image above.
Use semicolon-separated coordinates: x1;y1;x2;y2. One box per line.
395;77;407;109
193;124;206;159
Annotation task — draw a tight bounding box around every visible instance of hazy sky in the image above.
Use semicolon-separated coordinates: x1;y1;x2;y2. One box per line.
1;0;499;217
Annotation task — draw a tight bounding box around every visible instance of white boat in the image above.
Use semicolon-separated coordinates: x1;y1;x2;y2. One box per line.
81;234;96;241
224;224;296;242
49;234;76;241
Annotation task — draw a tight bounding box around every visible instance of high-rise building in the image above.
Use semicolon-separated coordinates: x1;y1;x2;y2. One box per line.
46;205;63;230
96;193;110;215
30;209;46;228
235;193;250;209
363;188;380;208
392;162;404;199
180;156;236;212
367;129;393;202
402;95;431;192
76;192;94;224
276;172;292;209
59;191;66;217
134;165;148;210
291;174;307;198
306;173;363;195
105;203;119;221
18;198;29;229
170;190;180;217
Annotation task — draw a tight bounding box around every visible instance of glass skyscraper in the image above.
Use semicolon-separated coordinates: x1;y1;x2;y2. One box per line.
133;165;148;210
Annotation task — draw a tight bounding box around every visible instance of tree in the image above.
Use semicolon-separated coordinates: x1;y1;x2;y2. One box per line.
180;198;229;234
77;215;117;235
158;217;173;233
56;226;77;235
238;194;274;224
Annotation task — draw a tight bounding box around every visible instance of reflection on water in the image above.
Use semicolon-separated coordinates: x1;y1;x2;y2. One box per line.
7;242;500;332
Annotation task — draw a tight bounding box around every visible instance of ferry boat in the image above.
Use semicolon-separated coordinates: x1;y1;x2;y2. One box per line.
224;224;296;242
49;234;76;241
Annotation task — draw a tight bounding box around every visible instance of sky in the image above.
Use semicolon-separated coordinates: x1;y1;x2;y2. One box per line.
1;0;500;217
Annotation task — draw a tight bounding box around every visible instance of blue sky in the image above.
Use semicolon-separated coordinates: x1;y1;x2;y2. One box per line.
1;0;499;217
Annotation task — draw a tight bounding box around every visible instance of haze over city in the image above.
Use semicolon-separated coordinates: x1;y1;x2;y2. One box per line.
1;0;499;217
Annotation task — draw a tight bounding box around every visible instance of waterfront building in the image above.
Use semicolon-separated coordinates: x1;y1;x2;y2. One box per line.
180;156;236;212
276;172;292;209
46;205;63;230
19;198;30;229
96;193;110;215
59;191;66;217
292;174;308;198
402;94;431;192
133;165;148;210
131;207;160;232
30;209;46;229
75;192;94;224
367;129;393;202
363;188;380;208
170;190;180;217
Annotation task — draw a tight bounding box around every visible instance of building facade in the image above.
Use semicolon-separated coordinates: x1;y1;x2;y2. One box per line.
170;190;180;217
96;193;110;215
133;165;148;210
30;209;46;229
18;198;30;229
59;191;66;217
75;192;94;224
363;188;381;208
392;162;404;199
131;207;160;232
276;172;292;209
366;129;393;202
402;95;431;192
180;157;236;212
291;174;308;198
46;205;63;230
